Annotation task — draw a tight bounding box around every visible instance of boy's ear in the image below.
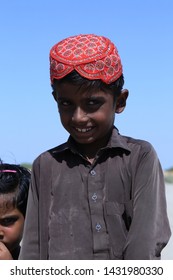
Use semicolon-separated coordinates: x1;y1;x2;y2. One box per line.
115;89;129;114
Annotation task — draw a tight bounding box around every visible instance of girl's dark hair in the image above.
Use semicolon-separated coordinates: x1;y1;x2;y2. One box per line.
53;70;124;103
0;160;31;217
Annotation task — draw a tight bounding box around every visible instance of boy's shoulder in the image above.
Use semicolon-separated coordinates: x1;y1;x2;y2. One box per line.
32;141;69;166
119;134;159;168
110;129;159;165
124;135;154;149
122;134;157;156
110;128;156;156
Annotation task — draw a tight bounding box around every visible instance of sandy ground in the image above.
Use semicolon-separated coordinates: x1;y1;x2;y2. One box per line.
161;183;173;260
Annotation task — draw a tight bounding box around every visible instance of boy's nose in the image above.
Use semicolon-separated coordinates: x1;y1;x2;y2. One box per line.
72;107;88;123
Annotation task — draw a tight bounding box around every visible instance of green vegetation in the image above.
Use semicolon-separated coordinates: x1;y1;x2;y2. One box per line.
166;167;173;172
21;162;32;170
164;167;173;184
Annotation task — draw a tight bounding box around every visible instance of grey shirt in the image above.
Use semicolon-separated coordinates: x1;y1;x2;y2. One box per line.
19;128;171;259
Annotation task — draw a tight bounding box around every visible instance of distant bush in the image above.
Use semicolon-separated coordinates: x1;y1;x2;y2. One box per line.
166;167;173;172
164;168;173;183
21;162;32;170
165;176;173;184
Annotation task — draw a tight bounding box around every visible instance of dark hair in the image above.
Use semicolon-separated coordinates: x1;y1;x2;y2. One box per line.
0;160;31;217
52;70;124;104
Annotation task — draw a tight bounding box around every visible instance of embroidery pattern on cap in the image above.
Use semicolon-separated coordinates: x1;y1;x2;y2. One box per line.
50;34;123;84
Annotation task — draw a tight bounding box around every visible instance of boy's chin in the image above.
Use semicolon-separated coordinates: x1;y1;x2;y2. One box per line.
72;135;96;145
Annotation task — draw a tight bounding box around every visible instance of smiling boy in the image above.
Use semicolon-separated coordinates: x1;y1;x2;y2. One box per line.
53;79;128;162
20;34;171;260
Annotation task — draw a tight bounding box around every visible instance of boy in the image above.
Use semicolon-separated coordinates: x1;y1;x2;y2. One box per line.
0;162;30;259
19;34;171;259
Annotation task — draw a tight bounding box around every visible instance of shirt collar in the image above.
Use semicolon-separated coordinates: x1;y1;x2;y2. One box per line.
52;127;131;155
106;127;131;152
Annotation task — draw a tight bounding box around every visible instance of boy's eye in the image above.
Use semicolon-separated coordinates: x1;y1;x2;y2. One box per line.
86;99;103;109
0;217;18;227
58;100;71;107
88;100;97;105
89;100;101;106
62;101;70;106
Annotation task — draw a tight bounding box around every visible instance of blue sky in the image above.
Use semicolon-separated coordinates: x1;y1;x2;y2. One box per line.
0;0;173;169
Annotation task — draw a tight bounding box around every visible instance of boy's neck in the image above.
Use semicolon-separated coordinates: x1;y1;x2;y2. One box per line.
73;130;112;163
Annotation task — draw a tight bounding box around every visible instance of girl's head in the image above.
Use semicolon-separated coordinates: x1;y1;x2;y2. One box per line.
0;161;31;254
0;163;31;217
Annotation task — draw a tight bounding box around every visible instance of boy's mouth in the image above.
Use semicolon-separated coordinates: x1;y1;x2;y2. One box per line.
74;127;93;133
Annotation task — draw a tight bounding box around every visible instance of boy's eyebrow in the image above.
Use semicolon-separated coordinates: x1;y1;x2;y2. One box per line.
57;97;67;100
85;96;105;100
56;97;71;101
57;95;105;100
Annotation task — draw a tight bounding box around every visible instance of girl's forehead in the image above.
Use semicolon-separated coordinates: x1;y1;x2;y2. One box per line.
0;194;15;215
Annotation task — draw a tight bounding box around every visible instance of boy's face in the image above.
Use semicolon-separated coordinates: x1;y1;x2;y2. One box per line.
53;82;126;151
0;195;24;252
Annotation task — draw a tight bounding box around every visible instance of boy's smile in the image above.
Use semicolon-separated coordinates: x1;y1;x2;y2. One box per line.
53;82;119;156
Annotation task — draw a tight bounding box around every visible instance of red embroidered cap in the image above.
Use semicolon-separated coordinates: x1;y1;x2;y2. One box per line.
50;34;123;85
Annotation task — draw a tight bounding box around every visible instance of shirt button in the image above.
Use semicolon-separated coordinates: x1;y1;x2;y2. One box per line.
90;170;96;176
95;223;102;232
92;193;97;202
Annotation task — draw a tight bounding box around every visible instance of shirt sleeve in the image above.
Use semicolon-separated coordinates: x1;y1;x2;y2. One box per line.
123;143;171;259
19;158;40;259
